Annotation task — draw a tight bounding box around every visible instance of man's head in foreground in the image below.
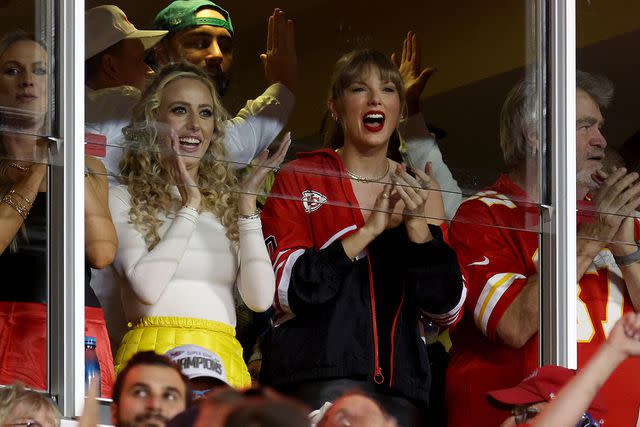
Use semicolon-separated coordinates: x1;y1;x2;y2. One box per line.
112;351;192;427
85;5;167;90
487;365;605;427
314;391;397;427
154;0;234;94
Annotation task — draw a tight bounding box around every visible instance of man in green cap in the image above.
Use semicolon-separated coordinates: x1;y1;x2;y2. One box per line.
152;1;296;169
154;1;297;98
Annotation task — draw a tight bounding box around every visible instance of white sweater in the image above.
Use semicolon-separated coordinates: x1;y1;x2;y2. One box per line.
109;184;275;326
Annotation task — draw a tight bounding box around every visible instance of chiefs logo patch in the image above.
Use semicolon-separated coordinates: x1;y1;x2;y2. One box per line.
302;190;327;213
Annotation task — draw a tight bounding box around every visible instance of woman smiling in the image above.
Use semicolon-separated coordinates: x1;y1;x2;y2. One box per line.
260;50;465;426
110;62;288;388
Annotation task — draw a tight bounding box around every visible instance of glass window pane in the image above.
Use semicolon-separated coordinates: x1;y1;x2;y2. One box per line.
0;0;56;392
575;3;640;426
84;1;547;424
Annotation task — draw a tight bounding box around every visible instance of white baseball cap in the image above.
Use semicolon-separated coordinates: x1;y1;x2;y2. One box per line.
85;5;167;59
165;344;229;385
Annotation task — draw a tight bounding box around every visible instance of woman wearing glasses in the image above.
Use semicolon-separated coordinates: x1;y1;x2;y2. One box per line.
490;312;640;427
0;383;60;427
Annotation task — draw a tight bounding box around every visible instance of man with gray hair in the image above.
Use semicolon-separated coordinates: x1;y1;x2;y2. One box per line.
444;71;640;427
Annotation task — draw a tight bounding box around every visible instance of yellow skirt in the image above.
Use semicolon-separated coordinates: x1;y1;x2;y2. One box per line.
114;316;251;389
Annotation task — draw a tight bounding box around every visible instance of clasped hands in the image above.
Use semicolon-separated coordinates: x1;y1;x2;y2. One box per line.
581;167;640;258
364;162;442;244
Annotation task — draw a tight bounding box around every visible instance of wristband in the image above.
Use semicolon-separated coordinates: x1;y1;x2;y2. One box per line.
613;243;640;267
182;205;200;214
239;208;261;220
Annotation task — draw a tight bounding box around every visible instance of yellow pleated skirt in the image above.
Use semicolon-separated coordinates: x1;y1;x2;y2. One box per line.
114;316;251;389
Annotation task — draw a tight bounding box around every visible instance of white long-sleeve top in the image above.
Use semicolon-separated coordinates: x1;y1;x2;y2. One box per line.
108;184;275;326
400;114;462;220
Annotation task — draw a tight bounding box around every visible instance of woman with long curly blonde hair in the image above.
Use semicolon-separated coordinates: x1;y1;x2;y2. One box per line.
109;62;289;389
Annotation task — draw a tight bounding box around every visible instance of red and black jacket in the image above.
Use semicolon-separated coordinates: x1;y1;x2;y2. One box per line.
260;149;465;404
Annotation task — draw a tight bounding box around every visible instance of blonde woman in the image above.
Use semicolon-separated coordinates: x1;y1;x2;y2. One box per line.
0;383;61;427
110;62;287;389
0;31;117;394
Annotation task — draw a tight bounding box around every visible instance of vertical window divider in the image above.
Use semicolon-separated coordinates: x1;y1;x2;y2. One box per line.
50;0;85;417
540;0;577;368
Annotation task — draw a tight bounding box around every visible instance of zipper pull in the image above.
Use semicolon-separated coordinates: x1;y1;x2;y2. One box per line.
373;366;384;384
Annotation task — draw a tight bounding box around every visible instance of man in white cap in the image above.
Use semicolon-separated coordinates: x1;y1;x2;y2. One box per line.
84;5;168;355
85;5;166;91
165;344;230;400
85;5;167;177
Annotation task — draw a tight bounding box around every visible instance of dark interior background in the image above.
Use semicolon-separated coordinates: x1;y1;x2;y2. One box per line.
2;0;638;190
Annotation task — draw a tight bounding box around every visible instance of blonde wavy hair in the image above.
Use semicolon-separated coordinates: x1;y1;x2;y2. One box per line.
120;62;239;249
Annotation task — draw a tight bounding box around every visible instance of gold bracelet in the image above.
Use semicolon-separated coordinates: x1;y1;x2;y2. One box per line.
8;189;32;205
8;162;30;172
2;193;31;219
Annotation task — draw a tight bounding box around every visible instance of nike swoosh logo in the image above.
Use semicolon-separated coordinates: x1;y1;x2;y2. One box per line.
468;256;490;266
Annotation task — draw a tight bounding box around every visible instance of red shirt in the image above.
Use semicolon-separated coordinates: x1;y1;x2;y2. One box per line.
446;174;640;427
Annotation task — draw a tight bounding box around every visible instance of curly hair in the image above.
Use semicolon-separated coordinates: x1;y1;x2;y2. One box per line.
0;383;61;427
119;62;239;249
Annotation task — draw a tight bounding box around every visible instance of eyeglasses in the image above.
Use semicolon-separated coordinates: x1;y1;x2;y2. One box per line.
512;405;541;425
576;412;601;427
511;406;601;427
5;422;44;427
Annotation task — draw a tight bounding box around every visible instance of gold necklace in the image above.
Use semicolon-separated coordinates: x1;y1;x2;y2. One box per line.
345;160;390;183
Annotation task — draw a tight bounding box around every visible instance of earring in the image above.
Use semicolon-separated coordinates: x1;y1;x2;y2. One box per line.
331;112;339;123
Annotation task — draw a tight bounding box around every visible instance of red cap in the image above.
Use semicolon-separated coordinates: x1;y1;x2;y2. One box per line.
487;365;606;417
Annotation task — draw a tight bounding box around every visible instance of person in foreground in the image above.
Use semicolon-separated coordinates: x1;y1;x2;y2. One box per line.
0;383;60;427
109;62;288;388
110;351;191;427
260;49;465;427
489;312;640;427
311;391;398;427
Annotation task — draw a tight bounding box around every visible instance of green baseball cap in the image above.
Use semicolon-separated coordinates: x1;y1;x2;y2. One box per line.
154;0;234;35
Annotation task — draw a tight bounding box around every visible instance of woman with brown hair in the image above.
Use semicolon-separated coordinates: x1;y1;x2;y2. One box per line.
260;49;465;426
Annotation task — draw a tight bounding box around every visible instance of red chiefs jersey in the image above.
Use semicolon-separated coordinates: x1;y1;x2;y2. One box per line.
577;249;640;427
446;174;640;427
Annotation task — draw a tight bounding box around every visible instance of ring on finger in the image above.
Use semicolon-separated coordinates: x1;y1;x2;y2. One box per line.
382;193;390;199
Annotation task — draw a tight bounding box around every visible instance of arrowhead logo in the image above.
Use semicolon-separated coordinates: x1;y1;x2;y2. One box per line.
302;190;327;213
468;256;490;266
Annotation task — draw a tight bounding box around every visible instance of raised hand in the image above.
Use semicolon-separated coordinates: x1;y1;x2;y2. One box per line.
169;129;201;211
260;8;298;93
606;312;640;358
391;31;436;116
238;132;292;215
79;377;99;427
